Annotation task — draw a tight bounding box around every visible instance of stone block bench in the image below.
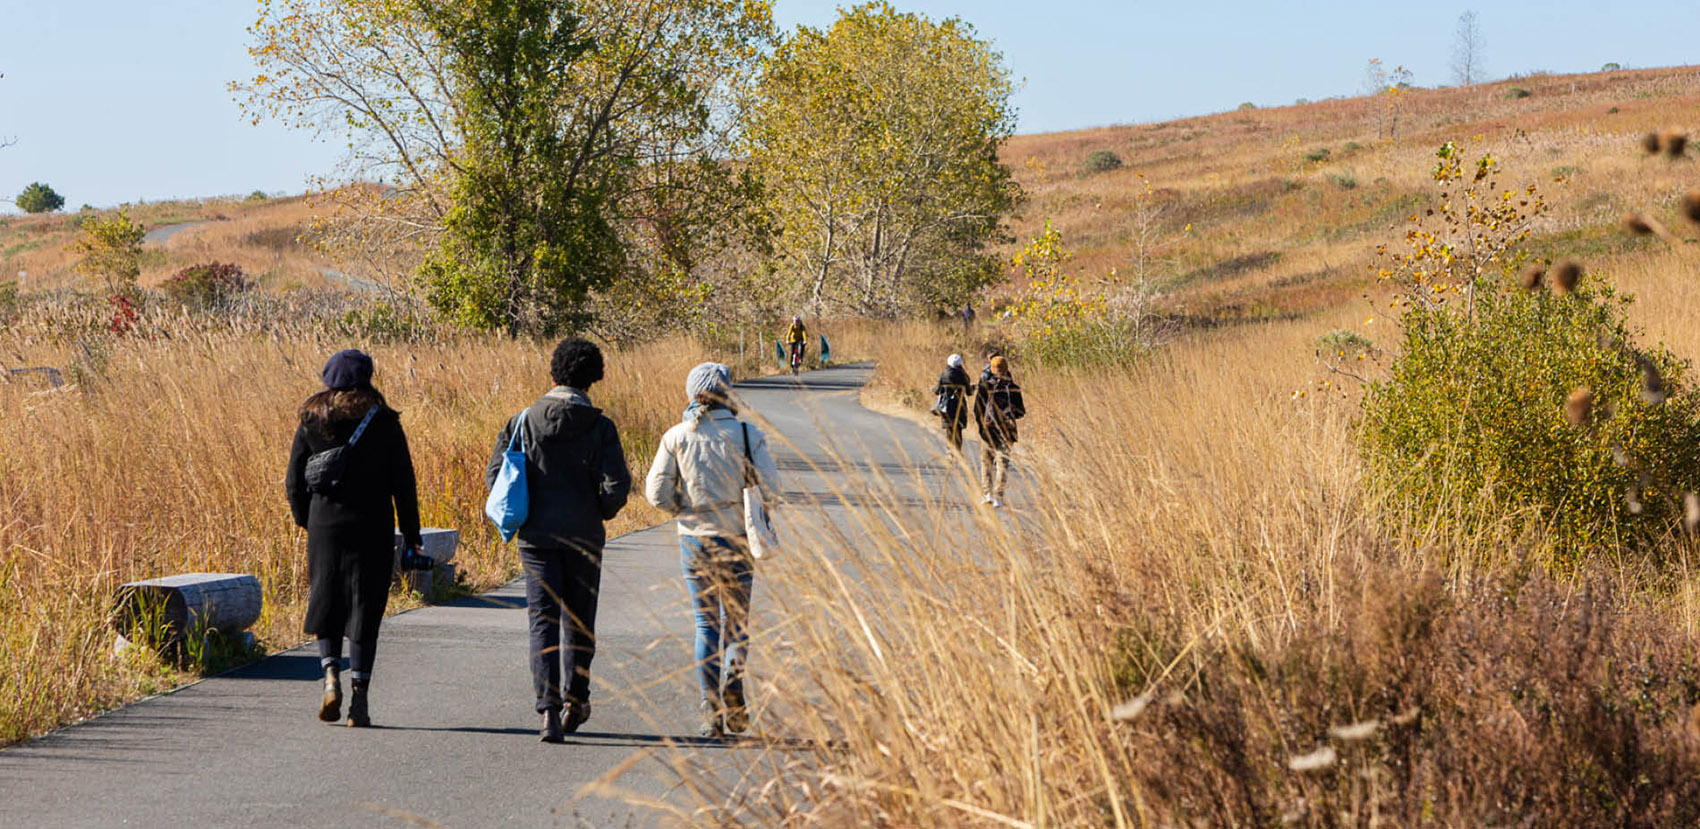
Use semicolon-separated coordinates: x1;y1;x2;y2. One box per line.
112;573;262;651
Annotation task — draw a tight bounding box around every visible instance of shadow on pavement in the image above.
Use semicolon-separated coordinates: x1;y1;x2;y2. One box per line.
440;594;526;610
566;731;826;751
221;654;322;681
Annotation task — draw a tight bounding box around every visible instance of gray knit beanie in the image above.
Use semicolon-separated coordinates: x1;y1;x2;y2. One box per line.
685;362;731;401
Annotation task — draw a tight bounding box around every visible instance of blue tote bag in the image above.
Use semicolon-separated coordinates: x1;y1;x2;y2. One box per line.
484;408;530;542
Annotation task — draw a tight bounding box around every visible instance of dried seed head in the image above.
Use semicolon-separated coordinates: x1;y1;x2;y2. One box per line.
1642;131;1663;154
1565;387;1594;427
1663;129;1689;158
1111;690;1155;722
1552;261;1583;294
1518;265;1545;291
1622;211;1656;235
1288;745;1337;772
1638;356;1667;405
1625;486;1644;515
1684;493;1700;534
1683;191;1700;225
1327;720;1381;742
1611;442;1630;468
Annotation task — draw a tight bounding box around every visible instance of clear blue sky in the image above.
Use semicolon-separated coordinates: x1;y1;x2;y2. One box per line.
2;0;1696;213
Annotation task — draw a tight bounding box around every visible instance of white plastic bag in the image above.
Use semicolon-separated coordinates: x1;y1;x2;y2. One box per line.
739;422;778;559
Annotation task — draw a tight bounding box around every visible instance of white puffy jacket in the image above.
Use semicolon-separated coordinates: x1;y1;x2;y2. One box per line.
644;408;781;538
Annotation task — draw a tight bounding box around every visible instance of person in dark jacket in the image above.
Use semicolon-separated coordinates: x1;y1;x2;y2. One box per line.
933;353;972;452
486;338;632;743
972;354;1025;508
286;349;423;728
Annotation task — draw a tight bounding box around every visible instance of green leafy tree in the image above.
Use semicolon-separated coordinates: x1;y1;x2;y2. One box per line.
16;182;65;214
413;0;608;332
68;210;145;296
238;0;773;334
742;2;1021;316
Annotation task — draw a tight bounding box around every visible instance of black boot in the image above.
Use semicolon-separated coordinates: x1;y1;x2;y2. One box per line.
318;664;343;723
540;708;564;743
346;679;371;728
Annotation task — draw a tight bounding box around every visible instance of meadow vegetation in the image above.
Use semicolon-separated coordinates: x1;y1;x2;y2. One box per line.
5;21;1700;825
649;71;1700;824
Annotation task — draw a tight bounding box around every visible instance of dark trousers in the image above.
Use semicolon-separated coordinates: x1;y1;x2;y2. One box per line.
943;412;965;452
316;636;377;680
520;545;602;712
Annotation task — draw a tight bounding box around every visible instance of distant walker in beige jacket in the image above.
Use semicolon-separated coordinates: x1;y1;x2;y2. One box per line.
644;362;780;738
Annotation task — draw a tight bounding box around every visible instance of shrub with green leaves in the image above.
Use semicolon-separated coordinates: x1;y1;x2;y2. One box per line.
162;262;251;310
1083;149;1122;174
0;280;21;327
1361;278;1700;559
1316;328;1372;355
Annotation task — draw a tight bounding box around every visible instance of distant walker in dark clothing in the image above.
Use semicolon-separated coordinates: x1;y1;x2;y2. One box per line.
486;338;633;743
973;354;1025;508
286;348;424;728
933;353;972;452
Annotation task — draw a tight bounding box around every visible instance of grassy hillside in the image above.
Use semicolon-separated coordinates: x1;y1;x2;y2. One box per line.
0;195;341;294
8;64;1693;323
6;64;1700;822
1001;64;1700;325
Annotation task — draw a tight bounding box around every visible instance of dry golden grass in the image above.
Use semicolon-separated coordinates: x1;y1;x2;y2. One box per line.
7;61;1700;821
663;302;1700;824
0;309;752;745
997;64;1700;330
1;197;333;292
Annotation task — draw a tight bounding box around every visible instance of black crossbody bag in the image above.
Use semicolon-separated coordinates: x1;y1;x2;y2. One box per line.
304;406;380;494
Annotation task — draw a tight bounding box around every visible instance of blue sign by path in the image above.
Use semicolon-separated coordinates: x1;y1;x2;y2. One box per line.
820;334;831;366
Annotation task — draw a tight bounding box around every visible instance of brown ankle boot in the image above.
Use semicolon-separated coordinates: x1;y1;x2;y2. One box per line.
318;665;342;723
540;708;563;743
564;701;591;734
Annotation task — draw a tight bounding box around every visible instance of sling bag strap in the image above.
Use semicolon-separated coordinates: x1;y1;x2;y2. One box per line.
347;405;380;447
741;422;758;486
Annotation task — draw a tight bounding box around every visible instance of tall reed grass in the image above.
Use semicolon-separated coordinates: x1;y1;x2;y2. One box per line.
655;315;1700;825
0;301;754;745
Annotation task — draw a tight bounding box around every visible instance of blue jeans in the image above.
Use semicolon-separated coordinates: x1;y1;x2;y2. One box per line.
680;535;753;704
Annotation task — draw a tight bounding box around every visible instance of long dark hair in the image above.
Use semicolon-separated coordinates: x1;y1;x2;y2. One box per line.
300;385;387;432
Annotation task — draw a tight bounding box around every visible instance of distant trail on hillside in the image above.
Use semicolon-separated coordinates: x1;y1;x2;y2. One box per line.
317;267;384;294
141;221;207;246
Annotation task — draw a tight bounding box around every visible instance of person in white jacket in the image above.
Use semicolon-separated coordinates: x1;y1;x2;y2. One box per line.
644;362;781;737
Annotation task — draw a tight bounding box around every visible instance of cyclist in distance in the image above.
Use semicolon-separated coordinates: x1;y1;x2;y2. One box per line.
785;315;808;374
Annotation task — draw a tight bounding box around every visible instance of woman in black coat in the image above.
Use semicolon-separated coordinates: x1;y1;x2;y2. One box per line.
933;353;972;452
285;349;423;727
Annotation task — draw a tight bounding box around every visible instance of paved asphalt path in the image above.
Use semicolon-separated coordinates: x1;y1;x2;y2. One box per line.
0;363;987;828
142;221;208;247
